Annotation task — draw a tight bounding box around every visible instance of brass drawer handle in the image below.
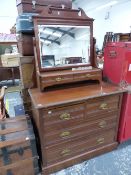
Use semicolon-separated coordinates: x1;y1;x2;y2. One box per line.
60;131;71;138
56;77;62;82
61;149;71;156
99;103;108;110
99;120;107;128
85;74;93;78
60;113;71;120
97;138;105;144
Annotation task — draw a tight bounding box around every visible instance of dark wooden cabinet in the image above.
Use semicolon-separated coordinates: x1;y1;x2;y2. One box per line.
29;83;125;174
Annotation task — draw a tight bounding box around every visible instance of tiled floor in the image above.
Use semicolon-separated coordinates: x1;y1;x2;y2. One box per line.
3;84;131;175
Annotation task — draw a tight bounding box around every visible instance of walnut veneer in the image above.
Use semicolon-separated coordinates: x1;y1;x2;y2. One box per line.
29;82;125;174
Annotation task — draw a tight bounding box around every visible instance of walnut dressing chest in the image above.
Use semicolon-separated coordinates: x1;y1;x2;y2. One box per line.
29;83;125;174
29;6;126;174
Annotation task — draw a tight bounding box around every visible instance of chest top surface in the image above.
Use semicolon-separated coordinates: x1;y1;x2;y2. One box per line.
29;82;126;109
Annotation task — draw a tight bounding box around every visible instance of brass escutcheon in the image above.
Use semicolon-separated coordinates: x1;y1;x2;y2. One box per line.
56;77;62;82
60;131;71;138
97;138;105;144
99;120;107;128
100;103;108;110
60;113;71;120
61;149;71;156
85;74;92;78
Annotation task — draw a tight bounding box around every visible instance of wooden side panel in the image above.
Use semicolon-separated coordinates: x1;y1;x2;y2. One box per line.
17;34;34;56
19;56;37;89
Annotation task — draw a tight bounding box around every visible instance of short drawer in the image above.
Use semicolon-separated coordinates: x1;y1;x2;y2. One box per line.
44;128;116;164
41;74;73;85
86;95;120;115
73;72;101;81
44;114;118;145
43;103;85;125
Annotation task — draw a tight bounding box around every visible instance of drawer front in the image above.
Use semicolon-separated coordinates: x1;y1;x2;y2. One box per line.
44;117;84;134
86;95;120;115
45;129;116;164
73;72;101;81
43;103;85;124
44;113;118;146
41;74;73;85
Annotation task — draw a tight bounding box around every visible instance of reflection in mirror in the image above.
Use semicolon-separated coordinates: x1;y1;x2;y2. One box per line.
38;25;91;68
96;50;104;69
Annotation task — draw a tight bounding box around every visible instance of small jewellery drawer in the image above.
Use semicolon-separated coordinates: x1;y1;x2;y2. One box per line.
73;72;101;80
41;74;73;85
43;103;85;125
86;95;120;115
44;115;117;145
45;129;116;164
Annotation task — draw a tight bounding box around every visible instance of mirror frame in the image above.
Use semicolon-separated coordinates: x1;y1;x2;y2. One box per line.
33;7;94;72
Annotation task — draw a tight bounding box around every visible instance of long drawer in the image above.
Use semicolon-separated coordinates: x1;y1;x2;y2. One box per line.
44;128;116;164
44;112;118;145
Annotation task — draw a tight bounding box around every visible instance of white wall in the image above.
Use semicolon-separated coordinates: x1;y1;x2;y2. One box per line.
74;0;131;49
0;0;17;33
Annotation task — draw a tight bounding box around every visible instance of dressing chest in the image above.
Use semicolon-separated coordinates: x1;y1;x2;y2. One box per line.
29;6;125;174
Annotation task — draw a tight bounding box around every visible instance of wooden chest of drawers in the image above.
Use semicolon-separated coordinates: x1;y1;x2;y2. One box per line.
29;82;125;174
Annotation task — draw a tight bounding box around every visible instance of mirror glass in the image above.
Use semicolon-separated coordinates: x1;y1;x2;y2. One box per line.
38;25;91;68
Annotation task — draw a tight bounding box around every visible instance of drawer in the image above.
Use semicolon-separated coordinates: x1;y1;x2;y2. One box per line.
73;71;101;80
86;95;120;115
45;128;116;164
44;114;118;145
41;74;73;85
44;117;84;133
43;103;85;125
